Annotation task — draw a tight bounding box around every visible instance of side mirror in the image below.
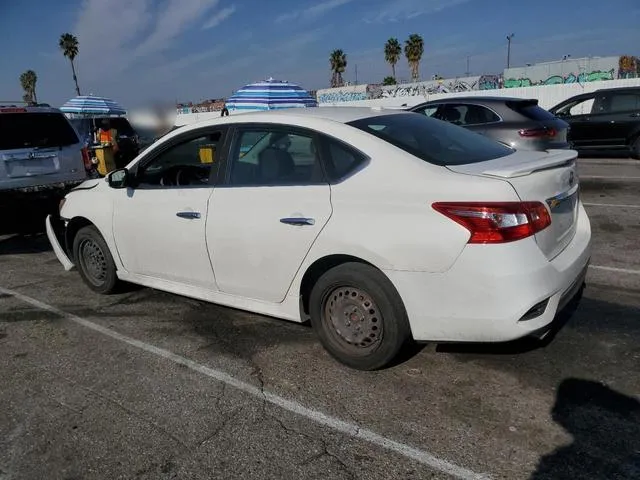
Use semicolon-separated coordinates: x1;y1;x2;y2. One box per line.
107;168;129;189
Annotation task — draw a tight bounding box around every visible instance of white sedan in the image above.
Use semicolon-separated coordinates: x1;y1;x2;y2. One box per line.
46;107;591;370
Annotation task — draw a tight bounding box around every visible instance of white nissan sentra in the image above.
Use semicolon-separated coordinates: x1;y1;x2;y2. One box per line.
46;107;591;370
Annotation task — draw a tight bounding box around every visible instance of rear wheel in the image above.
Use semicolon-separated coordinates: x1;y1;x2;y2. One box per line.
631;136;640;160
73;225;119;294
309;262;411;370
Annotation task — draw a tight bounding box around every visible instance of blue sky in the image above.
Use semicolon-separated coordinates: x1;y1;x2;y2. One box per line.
1;0;639;107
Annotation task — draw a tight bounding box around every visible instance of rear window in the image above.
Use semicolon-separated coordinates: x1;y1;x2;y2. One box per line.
507;100;557;121
347;113;513;166
0;112;79;150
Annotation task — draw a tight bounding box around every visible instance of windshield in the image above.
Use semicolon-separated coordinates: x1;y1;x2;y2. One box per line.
347;113;513;166
0;112;79;150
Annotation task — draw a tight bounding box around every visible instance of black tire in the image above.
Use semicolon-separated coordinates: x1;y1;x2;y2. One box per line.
309;262;411;370
73;225;119;294
631;136;640;160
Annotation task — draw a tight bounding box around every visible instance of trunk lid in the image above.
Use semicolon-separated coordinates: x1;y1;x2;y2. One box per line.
447;149;580;260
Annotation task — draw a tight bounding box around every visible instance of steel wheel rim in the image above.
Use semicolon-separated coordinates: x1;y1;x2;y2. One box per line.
323;286;383;354
79;238;107;286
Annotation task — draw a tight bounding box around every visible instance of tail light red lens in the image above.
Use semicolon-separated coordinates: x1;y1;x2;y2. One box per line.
518;127;557;138
432;202;552;244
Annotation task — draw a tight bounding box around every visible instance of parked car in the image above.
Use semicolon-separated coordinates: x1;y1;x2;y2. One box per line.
0;103;90;234
549;86;640;159
69;116;141;168
408;97;570;151
45;108;591;370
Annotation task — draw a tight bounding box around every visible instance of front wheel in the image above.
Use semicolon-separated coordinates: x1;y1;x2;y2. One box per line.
73;225;119;294
309;263;411;370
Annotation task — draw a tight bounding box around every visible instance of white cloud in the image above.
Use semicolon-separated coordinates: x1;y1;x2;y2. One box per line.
364;0;471;23
74;0;229;82
203;5;236;29
275;0;356;23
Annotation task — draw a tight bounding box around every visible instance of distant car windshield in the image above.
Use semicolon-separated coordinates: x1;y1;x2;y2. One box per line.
347;113;513;166
0;112;79;150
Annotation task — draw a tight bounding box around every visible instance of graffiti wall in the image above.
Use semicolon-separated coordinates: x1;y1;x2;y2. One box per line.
503;55;639;88
316;84;370;103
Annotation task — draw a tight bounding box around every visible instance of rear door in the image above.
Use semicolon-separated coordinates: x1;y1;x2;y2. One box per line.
447;150;580;260
593;91;640;147
207;123;332;303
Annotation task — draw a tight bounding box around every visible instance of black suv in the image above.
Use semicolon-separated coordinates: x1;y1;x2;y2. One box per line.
549;86;640;159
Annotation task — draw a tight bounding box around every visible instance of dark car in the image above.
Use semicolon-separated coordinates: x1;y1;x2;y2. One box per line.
69;116;141;168
408;97;570;151
549;86;640;159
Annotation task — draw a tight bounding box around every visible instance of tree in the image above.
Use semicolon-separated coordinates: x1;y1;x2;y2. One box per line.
19;70;38;104
384;38;402;79
404;34;424;82
382;76;396;86
59;33;81;95
329;49;347;88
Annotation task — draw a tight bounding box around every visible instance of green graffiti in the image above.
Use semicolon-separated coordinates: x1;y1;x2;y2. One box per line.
585;69;614;82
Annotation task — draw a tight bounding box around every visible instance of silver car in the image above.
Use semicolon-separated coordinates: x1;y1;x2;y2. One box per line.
0;104;89;233
409;97;570;151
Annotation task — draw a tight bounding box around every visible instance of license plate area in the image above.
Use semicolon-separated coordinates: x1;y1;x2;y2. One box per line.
4;154;59;178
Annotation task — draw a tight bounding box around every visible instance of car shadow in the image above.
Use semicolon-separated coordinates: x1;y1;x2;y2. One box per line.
0;234;52;256
529;378;640;479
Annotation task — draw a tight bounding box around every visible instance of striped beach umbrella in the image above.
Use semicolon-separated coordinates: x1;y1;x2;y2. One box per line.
225;78;317;112
60;95;126;116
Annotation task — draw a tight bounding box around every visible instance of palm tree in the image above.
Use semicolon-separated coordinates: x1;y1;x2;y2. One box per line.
384;38;402;79
59;33;81;95
382;76;396;86
329;49;347;88
404;34;424;82
19;70;38;104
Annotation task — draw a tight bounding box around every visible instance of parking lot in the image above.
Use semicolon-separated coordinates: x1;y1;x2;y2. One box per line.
1;157;639;480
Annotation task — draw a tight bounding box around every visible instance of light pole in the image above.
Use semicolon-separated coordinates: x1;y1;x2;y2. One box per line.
506;33;515;68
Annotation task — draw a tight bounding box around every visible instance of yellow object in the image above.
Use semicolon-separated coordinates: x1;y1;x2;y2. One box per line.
198;145;216;164
94;145;117;176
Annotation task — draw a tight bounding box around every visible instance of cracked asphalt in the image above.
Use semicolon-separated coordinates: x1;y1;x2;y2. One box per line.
1;158;639;480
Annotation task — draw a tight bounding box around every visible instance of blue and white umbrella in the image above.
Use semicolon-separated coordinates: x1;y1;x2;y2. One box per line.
60;95;126;116
225;78;317;112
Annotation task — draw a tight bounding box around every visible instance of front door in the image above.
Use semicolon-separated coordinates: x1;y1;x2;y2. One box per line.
207;124;332;303
112;128;225;289
554;94;599;148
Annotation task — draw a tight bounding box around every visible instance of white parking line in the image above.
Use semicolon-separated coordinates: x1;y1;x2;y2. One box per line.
589;265;640;275
583;202;640;209
0;286;489;480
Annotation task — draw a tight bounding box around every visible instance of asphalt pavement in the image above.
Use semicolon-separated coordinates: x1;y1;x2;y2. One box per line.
1;158;639;480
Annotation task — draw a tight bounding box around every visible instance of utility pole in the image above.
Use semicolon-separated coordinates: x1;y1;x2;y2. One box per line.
355;64;358;85
465;56;471;76
506;33;515;68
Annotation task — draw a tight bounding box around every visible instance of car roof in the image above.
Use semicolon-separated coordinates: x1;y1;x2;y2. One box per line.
594;86;640;93
0;105;67;115
418;96;535;105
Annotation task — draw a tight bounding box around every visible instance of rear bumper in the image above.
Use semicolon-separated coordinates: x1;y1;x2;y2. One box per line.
384;203;592;343
45;214;75;271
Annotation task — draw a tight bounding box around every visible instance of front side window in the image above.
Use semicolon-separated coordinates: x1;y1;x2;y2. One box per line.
135;130;222;188
228;127;324;186
348;113;513;166
555;97;595;117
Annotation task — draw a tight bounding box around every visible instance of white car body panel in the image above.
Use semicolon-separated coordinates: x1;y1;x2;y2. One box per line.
50;107;592;344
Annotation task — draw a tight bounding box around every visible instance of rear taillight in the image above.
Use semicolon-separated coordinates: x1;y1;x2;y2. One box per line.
81;146;92;171
432;202;551;244
518;127;557;138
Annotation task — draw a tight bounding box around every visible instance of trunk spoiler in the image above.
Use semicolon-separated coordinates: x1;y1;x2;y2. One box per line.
446;149;578;179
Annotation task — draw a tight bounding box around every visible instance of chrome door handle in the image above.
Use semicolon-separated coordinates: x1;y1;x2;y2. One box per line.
176;211;201;219
280;217;315;226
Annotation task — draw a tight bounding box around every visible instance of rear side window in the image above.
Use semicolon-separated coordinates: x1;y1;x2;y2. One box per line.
348;113;513;166
507;100;557;121
0;112;79;150
324;139;367;181
607;94;640;113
